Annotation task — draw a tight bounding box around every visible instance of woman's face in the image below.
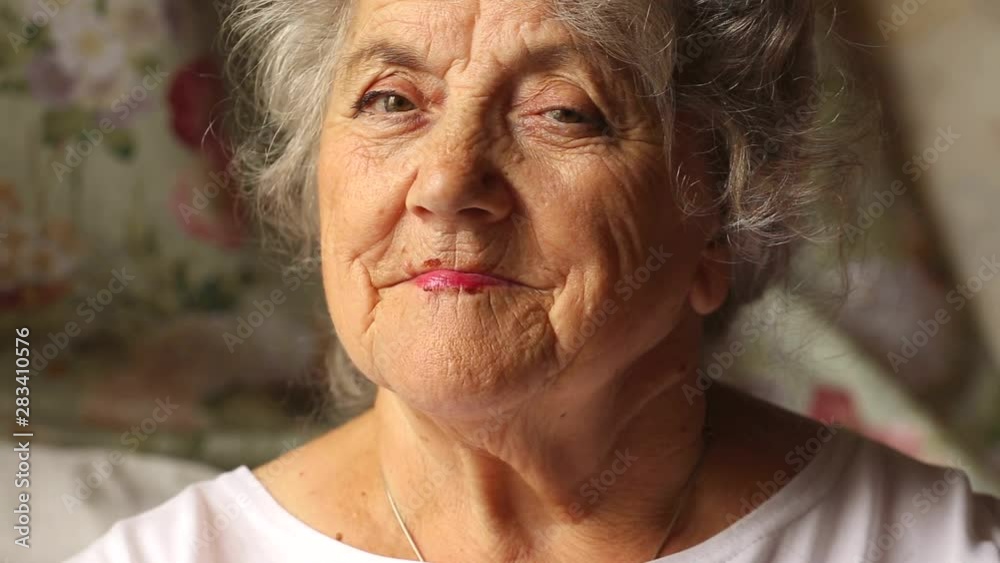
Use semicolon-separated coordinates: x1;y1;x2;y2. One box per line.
317;0;725;417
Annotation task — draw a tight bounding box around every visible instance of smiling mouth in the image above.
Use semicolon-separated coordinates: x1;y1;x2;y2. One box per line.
411;270;514;292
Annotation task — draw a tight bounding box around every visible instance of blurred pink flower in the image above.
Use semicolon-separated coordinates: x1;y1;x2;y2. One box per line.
169;168;244;250
808;385;924;458
167;55;228;168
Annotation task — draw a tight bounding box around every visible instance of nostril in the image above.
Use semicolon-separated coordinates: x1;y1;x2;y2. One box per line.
411;205;435;221
461;207;494;221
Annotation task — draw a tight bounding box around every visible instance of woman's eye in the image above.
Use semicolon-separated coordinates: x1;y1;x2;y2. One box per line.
381;93;416;112
548;108;587;124
545;107;611;135
353;90;417;115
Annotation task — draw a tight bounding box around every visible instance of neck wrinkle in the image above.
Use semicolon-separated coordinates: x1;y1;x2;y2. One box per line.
372;329;710;562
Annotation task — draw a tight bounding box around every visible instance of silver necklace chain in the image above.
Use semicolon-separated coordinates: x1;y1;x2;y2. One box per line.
381;426;712;562
384;477;426;561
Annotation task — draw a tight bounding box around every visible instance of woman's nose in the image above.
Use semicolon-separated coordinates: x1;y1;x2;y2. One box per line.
405;119;514;228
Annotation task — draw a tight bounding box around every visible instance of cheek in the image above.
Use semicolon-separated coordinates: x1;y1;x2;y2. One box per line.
315;132;408;367
532;151;703;356
547;152;694;274
316;135;405;261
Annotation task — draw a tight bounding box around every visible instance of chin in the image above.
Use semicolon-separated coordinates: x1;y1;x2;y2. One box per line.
363;313;560;420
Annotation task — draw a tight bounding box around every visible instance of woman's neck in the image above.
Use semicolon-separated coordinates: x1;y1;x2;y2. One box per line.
371;338;710;562
254;368;827;563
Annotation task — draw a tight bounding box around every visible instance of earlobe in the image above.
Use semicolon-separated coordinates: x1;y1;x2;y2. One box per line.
673;111;730;316
689;240;732;316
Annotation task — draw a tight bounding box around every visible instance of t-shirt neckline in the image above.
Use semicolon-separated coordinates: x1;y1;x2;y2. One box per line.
229;465;416;561
650;428;861;562
227;429;861;562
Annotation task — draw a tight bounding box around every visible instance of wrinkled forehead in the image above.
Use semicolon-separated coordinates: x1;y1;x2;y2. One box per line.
338;0;603;79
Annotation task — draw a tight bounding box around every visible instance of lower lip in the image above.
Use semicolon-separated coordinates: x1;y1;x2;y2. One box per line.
411;270;511;292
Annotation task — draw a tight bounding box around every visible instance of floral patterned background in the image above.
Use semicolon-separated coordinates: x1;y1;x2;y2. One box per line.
1;0;999;496
1;0;334;470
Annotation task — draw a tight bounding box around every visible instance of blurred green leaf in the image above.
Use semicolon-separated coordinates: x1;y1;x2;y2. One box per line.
0;78;28;93
173;262;230;311
172;261;190;293
3;17;51;56
41;108;94;145
0;4;19;23
1;18;50;71
131;55;163;76
142;228;158;254
0;51;16;70
104;128;135;160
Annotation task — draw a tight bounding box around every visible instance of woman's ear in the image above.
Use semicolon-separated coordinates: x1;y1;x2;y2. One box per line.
689;234;732;316
672;111;732;316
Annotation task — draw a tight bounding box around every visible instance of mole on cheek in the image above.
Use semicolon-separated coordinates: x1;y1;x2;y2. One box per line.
423;259;442;268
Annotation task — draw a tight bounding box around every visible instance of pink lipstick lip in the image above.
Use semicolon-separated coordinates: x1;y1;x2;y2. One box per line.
411;270;512;291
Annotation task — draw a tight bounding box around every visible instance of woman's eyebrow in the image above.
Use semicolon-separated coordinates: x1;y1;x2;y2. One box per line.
338;38;596;78
339;39;430;77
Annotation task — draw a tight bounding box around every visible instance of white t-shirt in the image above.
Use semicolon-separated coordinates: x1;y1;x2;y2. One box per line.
65;430;1000;563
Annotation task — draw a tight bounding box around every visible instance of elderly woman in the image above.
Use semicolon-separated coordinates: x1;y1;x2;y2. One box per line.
69;0;1000;561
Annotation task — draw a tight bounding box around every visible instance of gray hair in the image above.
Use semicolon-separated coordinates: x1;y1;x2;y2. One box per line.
220;0;874;414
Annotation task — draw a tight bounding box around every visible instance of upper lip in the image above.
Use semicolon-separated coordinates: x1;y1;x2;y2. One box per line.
401;261;523;286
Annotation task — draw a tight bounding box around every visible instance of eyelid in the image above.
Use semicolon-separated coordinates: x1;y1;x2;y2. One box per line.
542;106;613;137
351;88;419;117
352;89;392;113
520;82;611;127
